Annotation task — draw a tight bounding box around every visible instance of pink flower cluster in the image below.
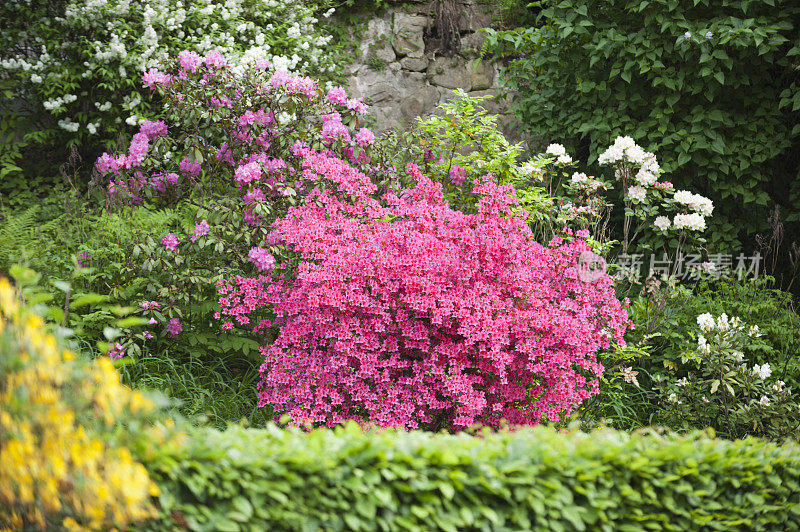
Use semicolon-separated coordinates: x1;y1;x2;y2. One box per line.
143;68;171;89
217;150;630;430
179;157;202;176
166;317;183;337
191;219;210;242
248;247;276;272
449;165;466;186
162;232;180;251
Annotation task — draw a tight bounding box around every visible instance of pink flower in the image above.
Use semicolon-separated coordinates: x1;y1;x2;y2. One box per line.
162;233;180;251
355;128;375;147
248;247;275;272
346;97;369;116
327;86;348;106
190;219;210;242
166;317;182;337
148;318;158;325
449;165;466;186
142;68;171;89
179;157;202;176
140;120;168;140
108;342;125;360
178;50;203;72
204;50;228;70
218;149;631;431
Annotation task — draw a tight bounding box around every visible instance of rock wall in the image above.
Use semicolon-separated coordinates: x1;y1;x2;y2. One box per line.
341;0;527;147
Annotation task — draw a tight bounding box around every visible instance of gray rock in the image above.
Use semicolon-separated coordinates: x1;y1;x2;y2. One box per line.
400;85;441;127
460;31;487;58
426;57;471;91
400;56;429;71
467;60;494;91
458;4;493;32
392;14;428;57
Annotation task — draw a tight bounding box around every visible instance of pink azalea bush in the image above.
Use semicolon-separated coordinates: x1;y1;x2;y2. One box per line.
217;147;631;430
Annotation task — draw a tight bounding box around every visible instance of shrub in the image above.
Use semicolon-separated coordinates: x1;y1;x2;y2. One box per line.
0;276;170;530
483;0;800;249
590;275;800;433
0;0;341;187
145;421;800;531
658;311;800;440
218;147;631;430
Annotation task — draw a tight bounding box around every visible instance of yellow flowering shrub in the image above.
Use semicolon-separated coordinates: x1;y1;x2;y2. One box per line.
0;277;161;531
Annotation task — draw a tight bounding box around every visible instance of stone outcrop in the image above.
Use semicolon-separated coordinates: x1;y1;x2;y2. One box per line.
340;0;526;148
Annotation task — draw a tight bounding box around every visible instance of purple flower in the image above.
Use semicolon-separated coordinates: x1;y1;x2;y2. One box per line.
179;157;202;176
248;247;276;272
162;233;180;251
166;317;182;337
449;165;467;186
355;127;375;147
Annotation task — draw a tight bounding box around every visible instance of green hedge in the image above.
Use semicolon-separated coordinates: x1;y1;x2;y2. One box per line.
144;423;800;531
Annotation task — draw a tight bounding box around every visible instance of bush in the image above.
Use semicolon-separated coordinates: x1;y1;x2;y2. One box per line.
483;0;800;249
145;421;800;531
218;148;630;430
0;0;340;190
587;275;800;433
0;276;170;530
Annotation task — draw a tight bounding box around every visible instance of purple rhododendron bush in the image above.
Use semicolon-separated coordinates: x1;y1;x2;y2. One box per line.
92;49;631;431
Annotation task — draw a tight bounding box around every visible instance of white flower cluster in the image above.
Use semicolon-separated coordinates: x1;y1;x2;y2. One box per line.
545;143;572;165
752;363;772;380
653;215;671;231
57;118;80;132
696;312;716;333
673;212;706;231
2;0;336;137
673;190;714;216
627;185;647;202
43;94;77;112
598;136;652;167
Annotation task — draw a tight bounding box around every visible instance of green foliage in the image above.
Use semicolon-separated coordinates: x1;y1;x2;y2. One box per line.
145;422;800;531
657;311;799;440
483;0;800;248
591;275;800;434
403;89;551;217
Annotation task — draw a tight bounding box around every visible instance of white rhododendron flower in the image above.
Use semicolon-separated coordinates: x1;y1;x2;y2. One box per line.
673;212;706;231
654;216;671;231
697;335;711;355
759;396;771;407
752;363;772;380
696;313;715;332
627;185;646;202
545;143;566;157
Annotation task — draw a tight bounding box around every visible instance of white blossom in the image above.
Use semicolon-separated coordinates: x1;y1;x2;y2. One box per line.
546;143;566;157
752;363;772;380
654;216;671;231
696;313;715;333
627;185;647;202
